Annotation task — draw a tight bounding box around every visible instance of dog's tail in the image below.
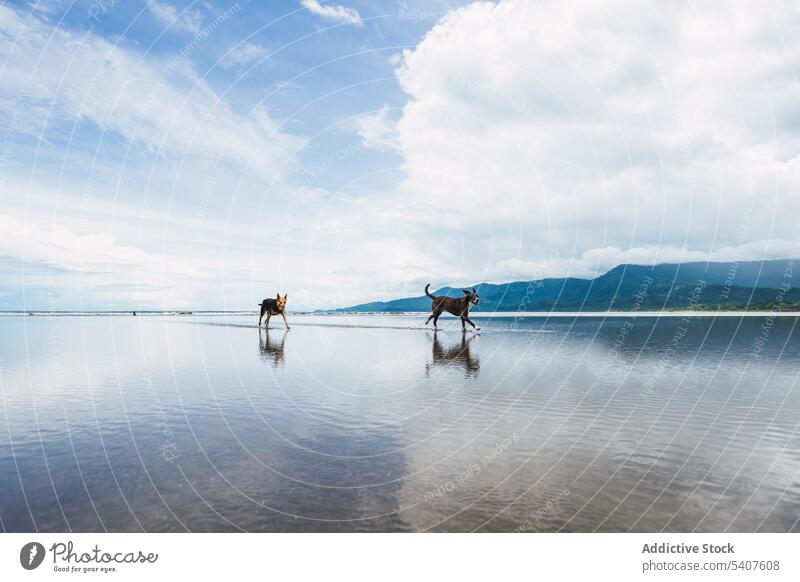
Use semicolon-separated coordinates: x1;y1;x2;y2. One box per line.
425;283;436;299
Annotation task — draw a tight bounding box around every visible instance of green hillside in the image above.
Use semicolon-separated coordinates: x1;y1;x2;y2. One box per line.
333;259;799;312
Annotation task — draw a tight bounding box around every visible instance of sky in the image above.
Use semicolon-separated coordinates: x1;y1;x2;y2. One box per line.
1;0;799;310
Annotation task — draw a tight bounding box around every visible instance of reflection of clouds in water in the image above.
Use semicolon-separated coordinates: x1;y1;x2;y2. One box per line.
3;315;800;531
397;318;800;531
169;424;412;531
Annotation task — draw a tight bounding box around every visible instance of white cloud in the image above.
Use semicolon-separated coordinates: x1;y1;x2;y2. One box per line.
0;214;201;277
220;41;268;69
482;241;800;284
147;0;204;35
0;213;203;307
0;4;301;176
364;0;800;286
5;0;800;310
355;105;400;152
301;0;363;27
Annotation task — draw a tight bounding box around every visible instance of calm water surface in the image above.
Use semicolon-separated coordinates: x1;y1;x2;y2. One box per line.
1;314;800;532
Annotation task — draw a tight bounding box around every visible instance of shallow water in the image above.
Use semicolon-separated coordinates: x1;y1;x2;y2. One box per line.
1;313;799;532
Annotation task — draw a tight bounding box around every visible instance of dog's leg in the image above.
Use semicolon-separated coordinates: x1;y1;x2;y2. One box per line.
433;311;442;330
281;312;290;330
257;306;264;328
464;315;480;331
461;316;467;333
265;314;271;329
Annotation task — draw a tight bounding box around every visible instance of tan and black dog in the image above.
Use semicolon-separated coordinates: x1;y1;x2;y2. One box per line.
258;294;290;329
424;283;480;332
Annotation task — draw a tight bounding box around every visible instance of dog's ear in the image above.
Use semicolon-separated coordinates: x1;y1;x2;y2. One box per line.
463;290;471;295
472;287;477;294
284;294;288;300
277;293;281;299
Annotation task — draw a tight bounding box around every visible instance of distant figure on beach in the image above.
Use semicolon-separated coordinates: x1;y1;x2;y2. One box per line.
258;294;290;329
133;311;136;316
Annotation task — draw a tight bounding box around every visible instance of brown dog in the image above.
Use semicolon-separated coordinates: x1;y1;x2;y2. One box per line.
258;294;290;329
424;284;480;332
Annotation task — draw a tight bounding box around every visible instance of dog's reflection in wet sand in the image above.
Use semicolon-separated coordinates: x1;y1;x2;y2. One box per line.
258;328;287;367
426;331;479;377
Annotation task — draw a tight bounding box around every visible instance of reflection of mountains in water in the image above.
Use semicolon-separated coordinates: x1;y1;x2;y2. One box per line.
336;259;800;312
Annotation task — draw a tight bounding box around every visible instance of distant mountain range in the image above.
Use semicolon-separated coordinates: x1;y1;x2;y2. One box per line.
334;259;800;312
